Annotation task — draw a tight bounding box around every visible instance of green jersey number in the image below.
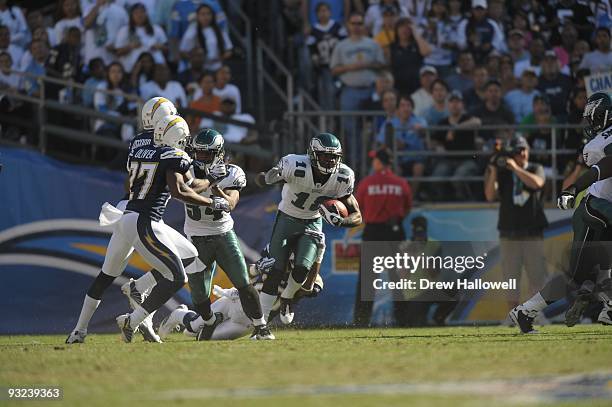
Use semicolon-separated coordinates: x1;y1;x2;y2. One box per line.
291;192;329;211
186;204;223;221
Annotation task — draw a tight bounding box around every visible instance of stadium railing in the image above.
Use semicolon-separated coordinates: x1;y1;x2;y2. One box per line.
285;110;585;201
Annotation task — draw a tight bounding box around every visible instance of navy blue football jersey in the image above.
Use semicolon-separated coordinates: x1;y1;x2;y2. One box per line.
126;143;192;221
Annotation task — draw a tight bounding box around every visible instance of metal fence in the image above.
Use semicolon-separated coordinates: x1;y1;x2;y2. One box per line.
285;110;586;200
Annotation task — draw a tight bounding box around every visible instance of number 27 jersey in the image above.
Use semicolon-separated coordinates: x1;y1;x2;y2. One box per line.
278;154;354;219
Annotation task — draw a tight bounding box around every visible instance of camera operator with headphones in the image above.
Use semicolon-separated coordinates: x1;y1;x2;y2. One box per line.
484;135;548;309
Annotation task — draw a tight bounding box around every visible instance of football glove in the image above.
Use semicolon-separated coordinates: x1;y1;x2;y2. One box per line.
206;163;228;185
319;204;344;227
557;185;577;210
211;196;231;212
256;255;276;274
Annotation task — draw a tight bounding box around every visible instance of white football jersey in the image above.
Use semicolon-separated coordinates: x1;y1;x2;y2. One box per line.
183;164;246;237
211;291;252;328
584;126;612;201
277;154;355;219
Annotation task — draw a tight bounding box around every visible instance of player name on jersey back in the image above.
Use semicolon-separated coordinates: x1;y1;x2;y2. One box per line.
183;164;246;237
277;154;354;219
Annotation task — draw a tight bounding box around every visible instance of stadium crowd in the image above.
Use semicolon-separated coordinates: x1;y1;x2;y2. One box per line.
0;0;611;200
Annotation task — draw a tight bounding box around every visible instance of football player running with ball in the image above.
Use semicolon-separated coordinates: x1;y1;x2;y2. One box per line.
256;133;362;324
178;128;273;340
510;92;612;332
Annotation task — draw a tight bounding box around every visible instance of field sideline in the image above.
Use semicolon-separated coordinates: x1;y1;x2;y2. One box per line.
1;326;611;407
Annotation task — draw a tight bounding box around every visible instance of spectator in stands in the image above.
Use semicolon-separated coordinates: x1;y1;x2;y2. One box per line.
506;29;528;64
462;64;488;110
129;51;154;91
457;0;506;64
374;5;397;58
93;61;136;142
447;0;464;26
514;36;569;78
21;39;48;97
180;4;232;73
537;50;573;121
0;0;29;48
54;0;83;45
375;88;398;136
579;27;612;73
187;71;221;131
150;0;174;31
330;11;386;164
82;0;128;65
376;95;426;190
361;70;394;111
570;39;590;73
0;25;21;69
504;67;539;123
422;0;457;77
548;0;594;42
140;63;187;107
499;54;516;94
471;79;515;140
520;94;557;171
389;17;432;96
554;23;578;70
121;0;156;18
115;3;167;73
208;65;241;113
302;0;359;36
46;26;83;103
365;0;407;36
484;50;501;81
18;25;53;73
307;1;346;110
486;0;509;34
422;78;449;125
0;51;18;90
411;65;437;117
26;10;56;47
510;10;532;44
178;47;206;91
445;50;475;93
82;57;105;107
431;90;481;200
200;97;256;143
564;86;587;151
170;0;228;54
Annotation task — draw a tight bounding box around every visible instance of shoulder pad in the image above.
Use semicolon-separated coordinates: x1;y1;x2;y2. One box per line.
222;164;247;189
160;148;191;161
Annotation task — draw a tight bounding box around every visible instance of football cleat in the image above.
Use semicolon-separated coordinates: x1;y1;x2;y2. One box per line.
65;330;86;344
121;278;147;310
508;307;537;334
250;324;275;340
598;305;612;325
116;314;135;343
196;312;224;341
158;305;188;340
279;298;294;325
565;284;594;327
139;314;162;343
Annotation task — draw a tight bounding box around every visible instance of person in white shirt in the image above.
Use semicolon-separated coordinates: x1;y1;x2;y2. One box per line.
0;25;21;70
140;63;187;108
579;27;612;73
82;0;128;65
54;0;84;45
114;3;167;73
180;4;232;72
0;51;18;89
191;64;243;112
199;98;255;143
0;1;29;48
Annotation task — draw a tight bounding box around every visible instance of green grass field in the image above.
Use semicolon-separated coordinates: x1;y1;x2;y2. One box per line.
1;326;611;407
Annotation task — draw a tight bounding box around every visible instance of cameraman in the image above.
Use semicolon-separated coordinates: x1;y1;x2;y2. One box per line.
484;135;548;308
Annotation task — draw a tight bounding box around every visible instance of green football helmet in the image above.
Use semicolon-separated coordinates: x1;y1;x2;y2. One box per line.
190;128;225;169
583;92;612;139
308;133;342;174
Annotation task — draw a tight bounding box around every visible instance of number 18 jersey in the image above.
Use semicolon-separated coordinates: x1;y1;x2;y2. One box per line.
277;154;355;219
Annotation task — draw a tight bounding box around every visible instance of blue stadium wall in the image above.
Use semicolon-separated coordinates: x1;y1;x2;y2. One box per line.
0;146;573;334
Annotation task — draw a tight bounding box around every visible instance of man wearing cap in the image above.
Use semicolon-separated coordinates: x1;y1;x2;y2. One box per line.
507;29;529;63
457;0;506;64
331;11;386;165
504;67;540;123
432;90;482;200
353;148;413;326
411;65;437;117
484;135;548;308
471;79;516;139
537;50;573;120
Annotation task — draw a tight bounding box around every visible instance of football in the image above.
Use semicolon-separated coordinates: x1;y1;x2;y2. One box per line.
322;199;348;217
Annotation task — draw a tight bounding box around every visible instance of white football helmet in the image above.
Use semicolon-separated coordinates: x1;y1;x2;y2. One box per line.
153;115;190;149
141;97;177;130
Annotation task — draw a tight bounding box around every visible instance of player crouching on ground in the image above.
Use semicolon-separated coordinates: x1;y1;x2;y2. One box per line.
255;133;362;324
158;229;326;340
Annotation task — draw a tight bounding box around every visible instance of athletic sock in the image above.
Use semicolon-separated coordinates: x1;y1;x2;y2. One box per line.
135;271;157;294
280;274;303;300
522;292;547;313
259;292;277;321
129;306;149;329
251;317;266;327
188;314;216;333
238;285;264;321
74;295;100;332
